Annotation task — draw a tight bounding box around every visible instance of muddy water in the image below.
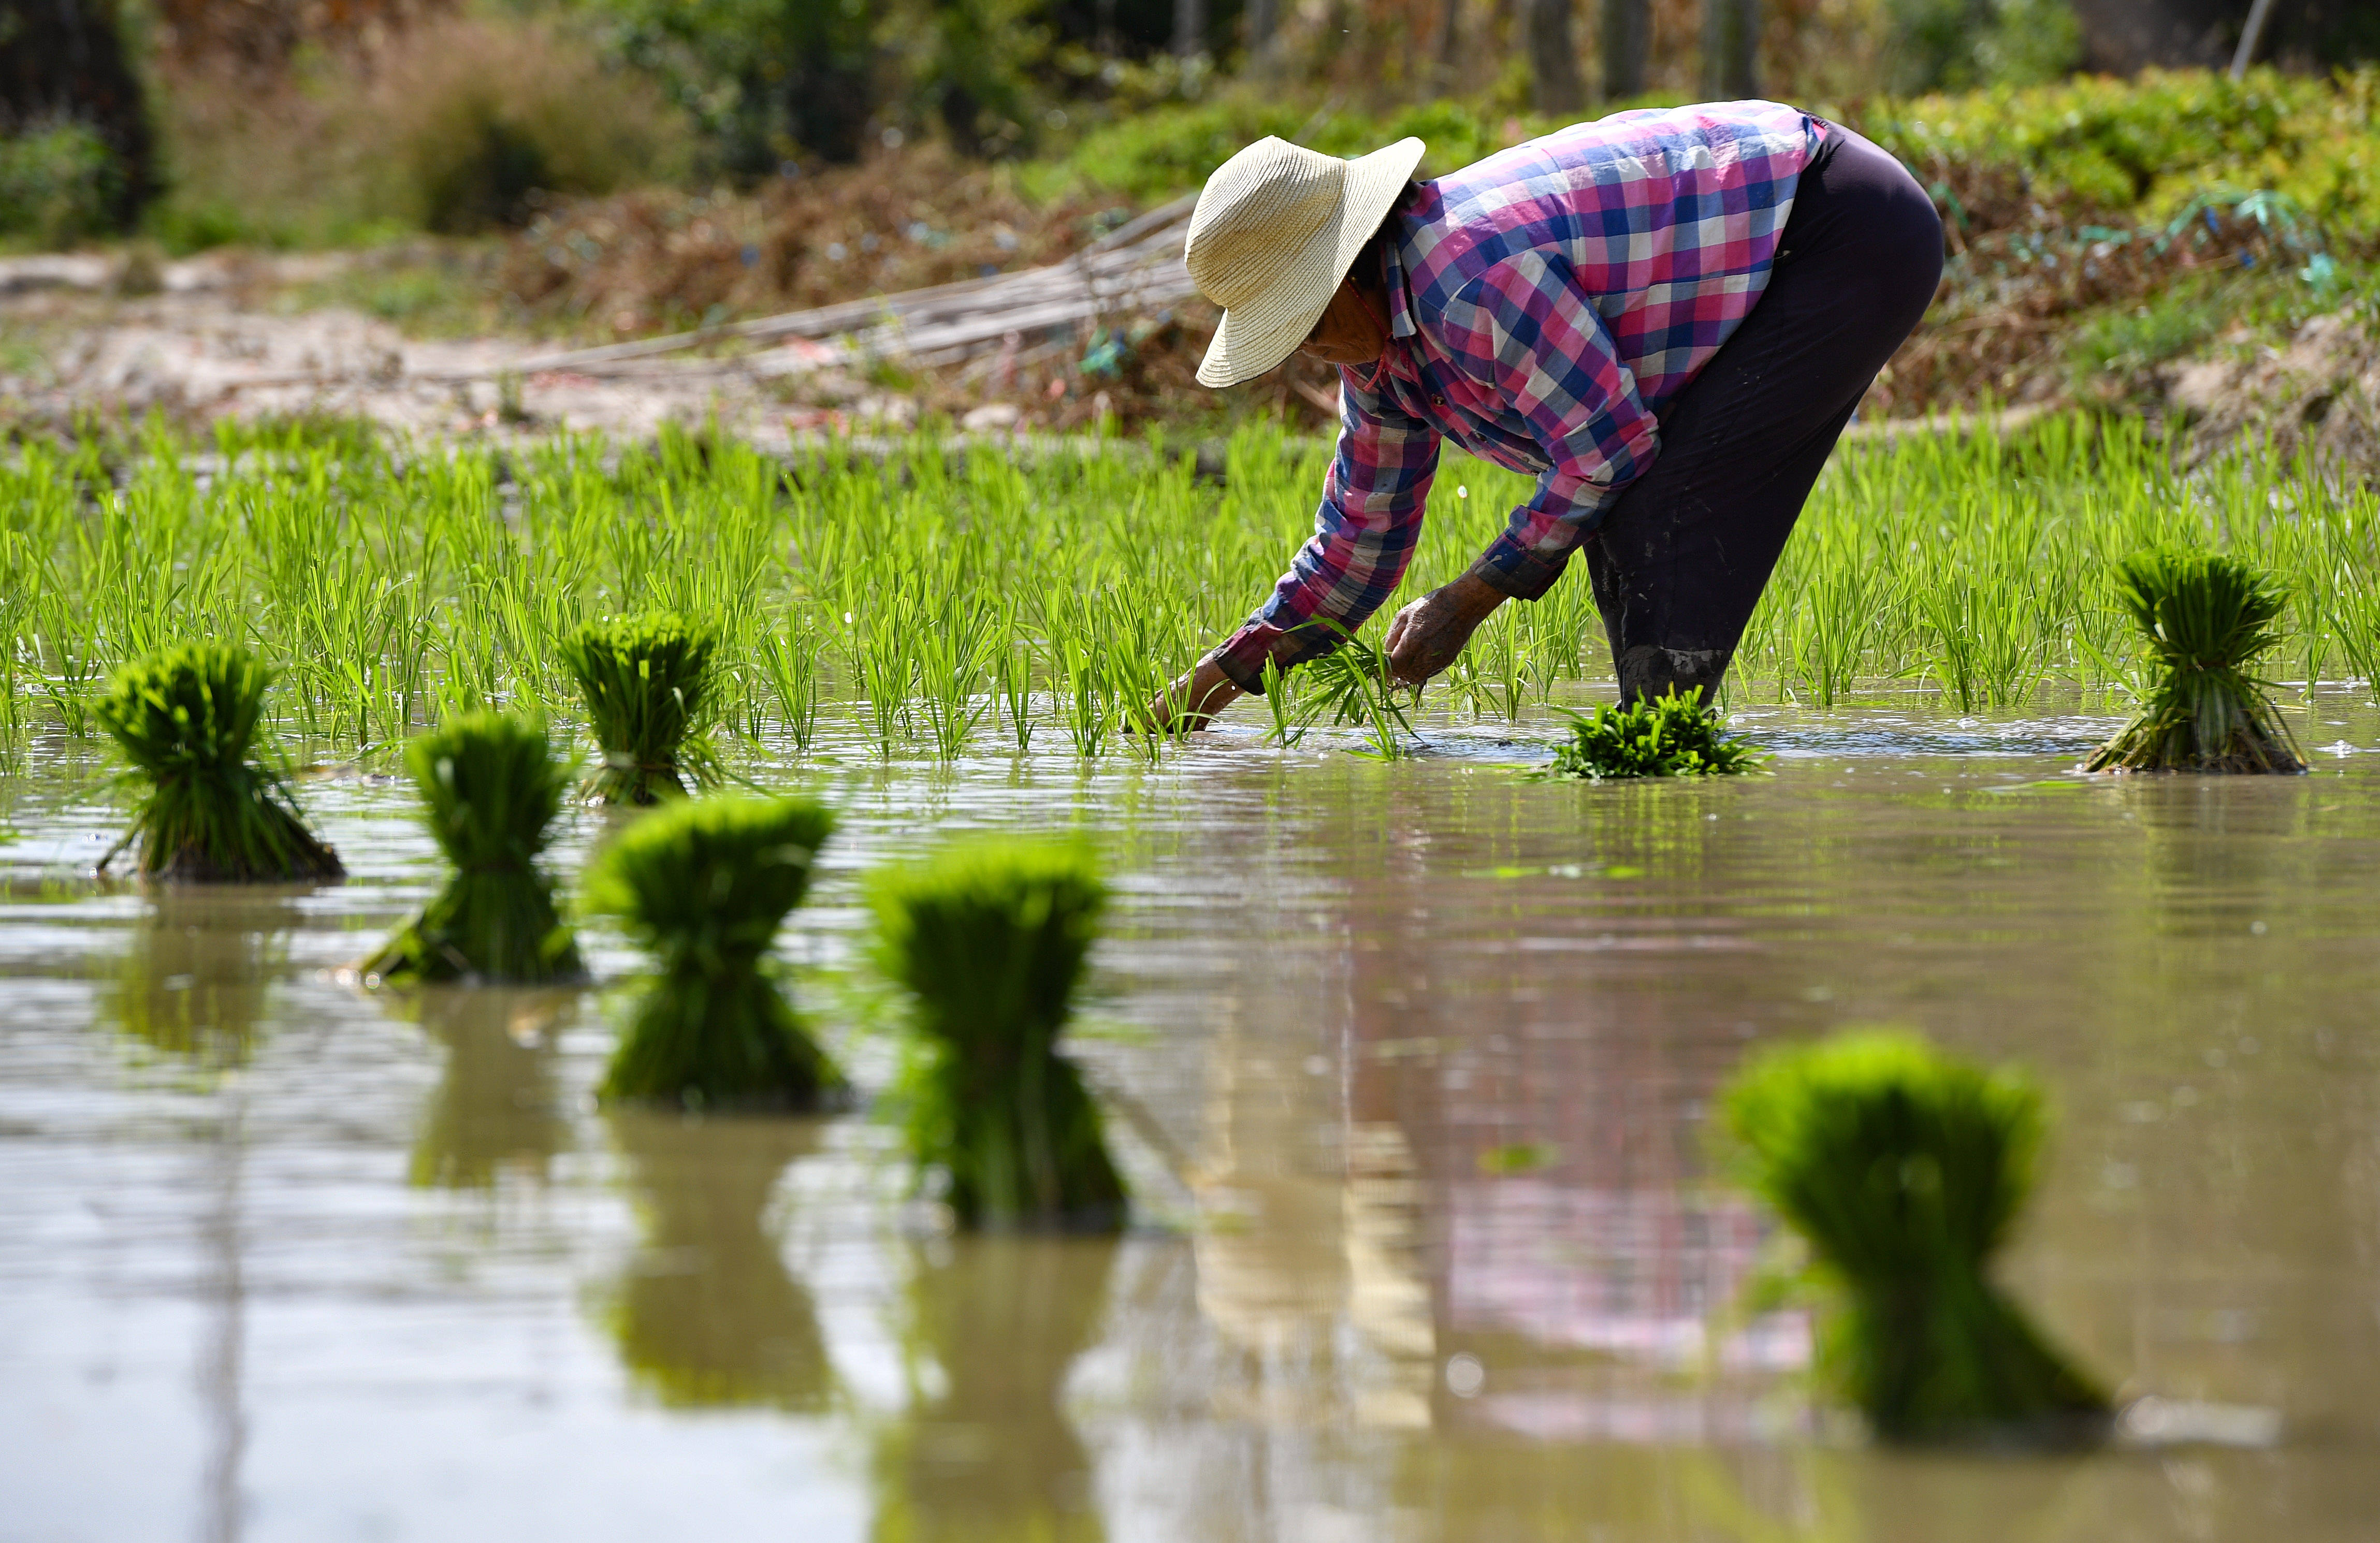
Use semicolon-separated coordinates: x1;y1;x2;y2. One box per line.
6;697;2380;1541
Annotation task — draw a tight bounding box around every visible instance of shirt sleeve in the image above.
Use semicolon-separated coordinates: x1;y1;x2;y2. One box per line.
1434;251;1661;600
1210;373;1441;694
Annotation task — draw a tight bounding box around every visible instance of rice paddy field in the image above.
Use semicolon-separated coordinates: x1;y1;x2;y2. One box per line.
7;418;2380;1538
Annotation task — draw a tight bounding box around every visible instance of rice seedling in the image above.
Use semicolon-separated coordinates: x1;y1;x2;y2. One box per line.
2084;549;2305;774
1540;691;1764;781
12;413;2380;770
361;712;585;984
1718;1030;2109;1444
1295;631;1418;758
586;794;843;1111
95;644;345;882
870;840;1126;1231
558;611;724;803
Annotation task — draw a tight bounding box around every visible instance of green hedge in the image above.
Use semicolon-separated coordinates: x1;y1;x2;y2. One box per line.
1036;68;2380;239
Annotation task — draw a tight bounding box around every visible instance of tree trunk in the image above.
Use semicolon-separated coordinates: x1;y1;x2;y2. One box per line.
1525;0;1585;115
1702;0;1759;98
1599;0;1648;97
1244;0;1279;61
1176;0;1208;57
1432;0;1464;90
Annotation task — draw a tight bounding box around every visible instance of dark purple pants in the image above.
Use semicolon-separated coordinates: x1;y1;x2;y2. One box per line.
1560;126;1944;703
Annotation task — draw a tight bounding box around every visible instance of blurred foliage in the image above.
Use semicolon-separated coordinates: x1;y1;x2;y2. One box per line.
1883;0;2080;94
146;12;690;244
591;0;881;170
0;121;124;247
1863;67;2380;235
1030;67;2380;244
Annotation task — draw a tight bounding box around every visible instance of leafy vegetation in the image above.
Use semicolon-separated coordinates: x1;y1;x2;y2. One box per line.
1719;1031;2109;1443
94;644;344;883
871;840;1124;1230
362;712;586;984
0;122;125;248
586;794;844;1110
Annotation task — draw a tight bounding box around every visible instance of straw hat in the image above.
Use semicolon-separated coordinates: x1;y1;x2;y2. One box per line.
1186;135;1426;388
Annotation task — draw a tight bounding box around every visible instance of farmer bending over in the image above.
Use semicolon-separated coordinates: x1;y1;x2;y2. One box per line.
1153;103;1942;724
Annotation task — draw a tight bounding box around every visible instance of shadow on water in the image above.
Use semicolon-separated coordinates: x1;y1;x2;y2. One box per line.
872;1233;1116;1543
383;986;578;1190
598;1110;837;1412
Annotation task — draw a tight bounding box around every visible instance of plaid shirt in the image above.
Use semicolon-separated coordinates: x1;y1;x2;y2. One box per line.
1214;101;1824;691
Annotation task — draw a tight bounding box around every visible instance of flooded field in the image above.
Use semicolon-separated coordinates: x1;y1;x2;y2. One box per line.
6;693;2380;1541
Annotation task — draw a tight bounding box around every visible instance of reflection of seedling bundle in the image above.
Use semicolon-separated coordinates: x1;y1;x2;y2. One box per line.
587;795;843;1110
1720;1032;2108;1443
602;1109;833;1410
96;644;344;881
398;987;574;1190
1544;691;1762;781
872;1236;1117;1540
364;713;584;984
872;841;1125;1230
104;890;292;1072
558;612;722;804
2085;550;2303;774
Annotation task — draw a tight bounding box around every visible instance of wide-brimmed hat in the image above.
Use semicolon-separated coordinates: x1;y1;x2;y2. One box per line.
1185;134;1427;388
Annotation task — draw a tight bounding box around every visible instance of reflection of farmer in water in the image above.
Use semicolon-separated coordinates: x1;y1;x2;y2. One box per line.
1155;103;1942;725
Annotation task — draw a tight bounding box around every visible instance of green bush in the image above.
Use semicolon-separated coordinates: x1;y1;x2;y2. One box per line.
597;0;881;171
0;121;122;246
1883;0;2081;94
1862;67;2380;234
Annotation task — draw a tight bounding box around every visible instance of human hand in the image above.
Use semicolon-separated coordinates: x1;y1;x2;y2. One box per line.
1140;657;1244;732
1384;570;1507;686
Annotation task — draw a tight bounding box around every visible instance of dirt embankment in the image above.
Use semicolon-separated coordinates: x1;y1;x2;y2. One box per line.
3;137;2376;467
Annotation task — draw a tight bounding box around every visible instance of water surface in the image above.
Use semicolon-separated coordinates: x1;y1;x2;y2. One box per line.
6;696;2379;1540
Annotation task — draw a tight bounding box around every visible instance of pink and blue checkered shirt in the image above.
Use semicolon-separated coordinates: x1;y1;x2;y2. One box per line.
1214;101;1824;690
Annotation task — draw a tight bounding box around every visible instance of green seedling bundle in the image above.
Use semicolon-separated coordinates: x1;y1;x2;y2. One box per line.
559;611;723;803
362;712;585;984
7;418;2380;768
2084;549;2304;774
1719;1031;2109;1444
95;644;344;882
587;795;844;1111
1542;691;1764;780
871;841;1126;1231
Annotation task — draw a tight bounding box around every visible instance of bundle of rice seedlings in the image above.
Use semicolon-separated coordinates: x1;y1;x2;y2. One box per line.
361;712;584;985
2085;549;2304;774
95;644;344;882
1542;689;1763;781
1719;1031;2109;1444
587;794;843;1110
558;611;723;804
870;841;1125;1231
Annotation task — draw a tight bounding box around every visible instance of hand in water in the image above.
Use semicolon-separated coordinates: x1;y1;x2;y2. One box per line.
1384;570;1508;685
1141;657;1244;732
